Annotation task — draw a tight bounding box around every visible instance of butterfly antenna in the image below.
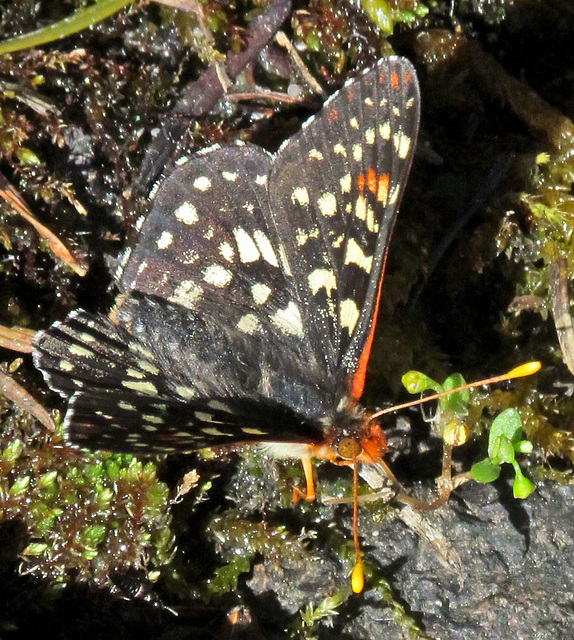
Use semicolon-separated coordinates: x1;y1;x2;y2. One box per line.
370;361;541;420
351;459;364;593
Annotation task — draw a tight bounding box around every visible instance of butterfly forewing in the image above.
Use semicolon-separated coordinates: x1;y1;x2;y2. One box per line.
268;57;419;378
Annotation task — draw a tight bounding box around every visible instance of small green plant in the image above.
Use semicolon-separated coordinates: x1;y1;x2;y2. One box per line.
402;370;470;417
470;408;536;499
401;367;537;503
360;0;429;35
289;590;348;640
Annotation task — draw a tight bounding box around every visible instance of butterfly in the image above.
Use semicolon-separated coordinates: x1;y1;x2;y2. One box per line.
33;56;420;591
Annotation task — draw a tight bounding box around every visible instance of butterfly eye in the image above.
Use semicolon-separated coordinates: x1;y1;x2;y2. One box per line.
337;437;362;460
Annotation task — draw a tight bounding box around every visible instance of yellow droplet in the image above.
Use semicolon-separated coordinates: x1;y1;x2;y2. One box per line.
351;560;364;594
507;361;541;378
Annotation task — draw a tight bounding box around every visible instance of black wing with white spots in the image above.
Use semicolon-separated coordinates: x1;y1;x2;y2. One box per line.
269;58;419;376
33;56;420;454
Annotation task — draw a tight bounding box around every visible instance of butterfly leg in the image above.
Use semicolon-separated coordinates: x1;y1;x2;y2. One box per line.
292;457;316;502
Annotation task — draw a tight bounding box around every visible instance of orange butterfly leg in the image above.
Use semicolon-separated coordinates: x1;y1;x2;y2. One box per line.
292;457;316;502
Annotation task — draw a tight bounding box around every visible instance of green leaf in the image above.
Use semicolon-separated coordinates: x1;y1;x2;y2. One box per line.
0;0;135;55
80;524;106;548
401;371;441;394
360;0;394;35
491;437;516;465
515;440;534;454
470;459;501;483
2;439;24;463
439;374;469;414
488;409;523;458
22;542;48;556
512;464;536;499
9;475;30;496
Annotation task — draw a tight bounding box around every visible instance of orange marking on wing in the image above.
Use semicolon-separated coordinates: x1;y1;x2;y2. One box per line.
348;88;356;101
378;70;387;85
391;72;400;89
357;172;366;191
367;168;378;195
328;108;339;124
351;260;386;400
377;173;390;205
405;70;413;84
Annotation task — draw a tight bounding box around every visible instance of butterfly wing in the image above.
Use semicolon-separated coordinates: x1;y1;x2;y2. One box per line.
268;56;419;394
34;300;328;453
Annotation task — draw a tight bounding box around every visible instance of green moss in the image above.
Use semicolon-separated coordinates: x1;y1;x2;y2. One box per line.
206;509;309;595
0;423;175;586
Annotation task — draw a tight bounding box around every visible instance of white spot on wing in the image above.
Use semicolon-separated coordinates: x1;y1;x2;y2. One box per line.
355;194;367;221
394;132;411;159
157;231;173;249
69;345;91;357
308;268;336;296
340;298;360;333
193;176;211;191
379;122;391;140
169;280;203;307
272;302;304;337
219;241;235;262
203;264;233;287
122;380;158;395
237;314;261;334
175;385;196;399
292;187;310;206
182;249;199;264
202;427;232;436
251;283;272;304
340;174;352;193
254;230;279;267
344;237;373;272
233;228;260;263
207;400;234;413
317;192;337;217
175;202;199;225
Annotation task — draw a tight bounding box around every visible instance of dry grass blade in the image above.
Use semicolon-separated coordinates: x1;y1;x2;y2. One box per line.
0;172;88;276
0;367;55;432
0;324;36;353
550;257;574;376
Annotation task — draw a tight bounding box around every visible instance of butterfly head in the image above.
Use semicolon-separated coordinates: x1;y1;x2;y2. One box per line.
328;403;387;466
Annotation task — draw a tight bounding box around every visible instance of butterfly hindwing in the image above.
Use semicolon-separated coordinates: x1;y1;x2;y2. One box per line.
34;302;329;452
118;145;309;342
65;390;326;454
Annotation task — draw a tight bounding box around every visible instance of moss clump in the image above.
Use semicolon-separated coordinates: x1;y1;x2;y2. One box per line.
0;419;174;585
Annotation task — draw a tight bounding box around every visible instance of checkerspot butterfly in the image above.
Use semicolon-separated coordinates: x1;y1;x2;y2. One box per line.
33;56;420;591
